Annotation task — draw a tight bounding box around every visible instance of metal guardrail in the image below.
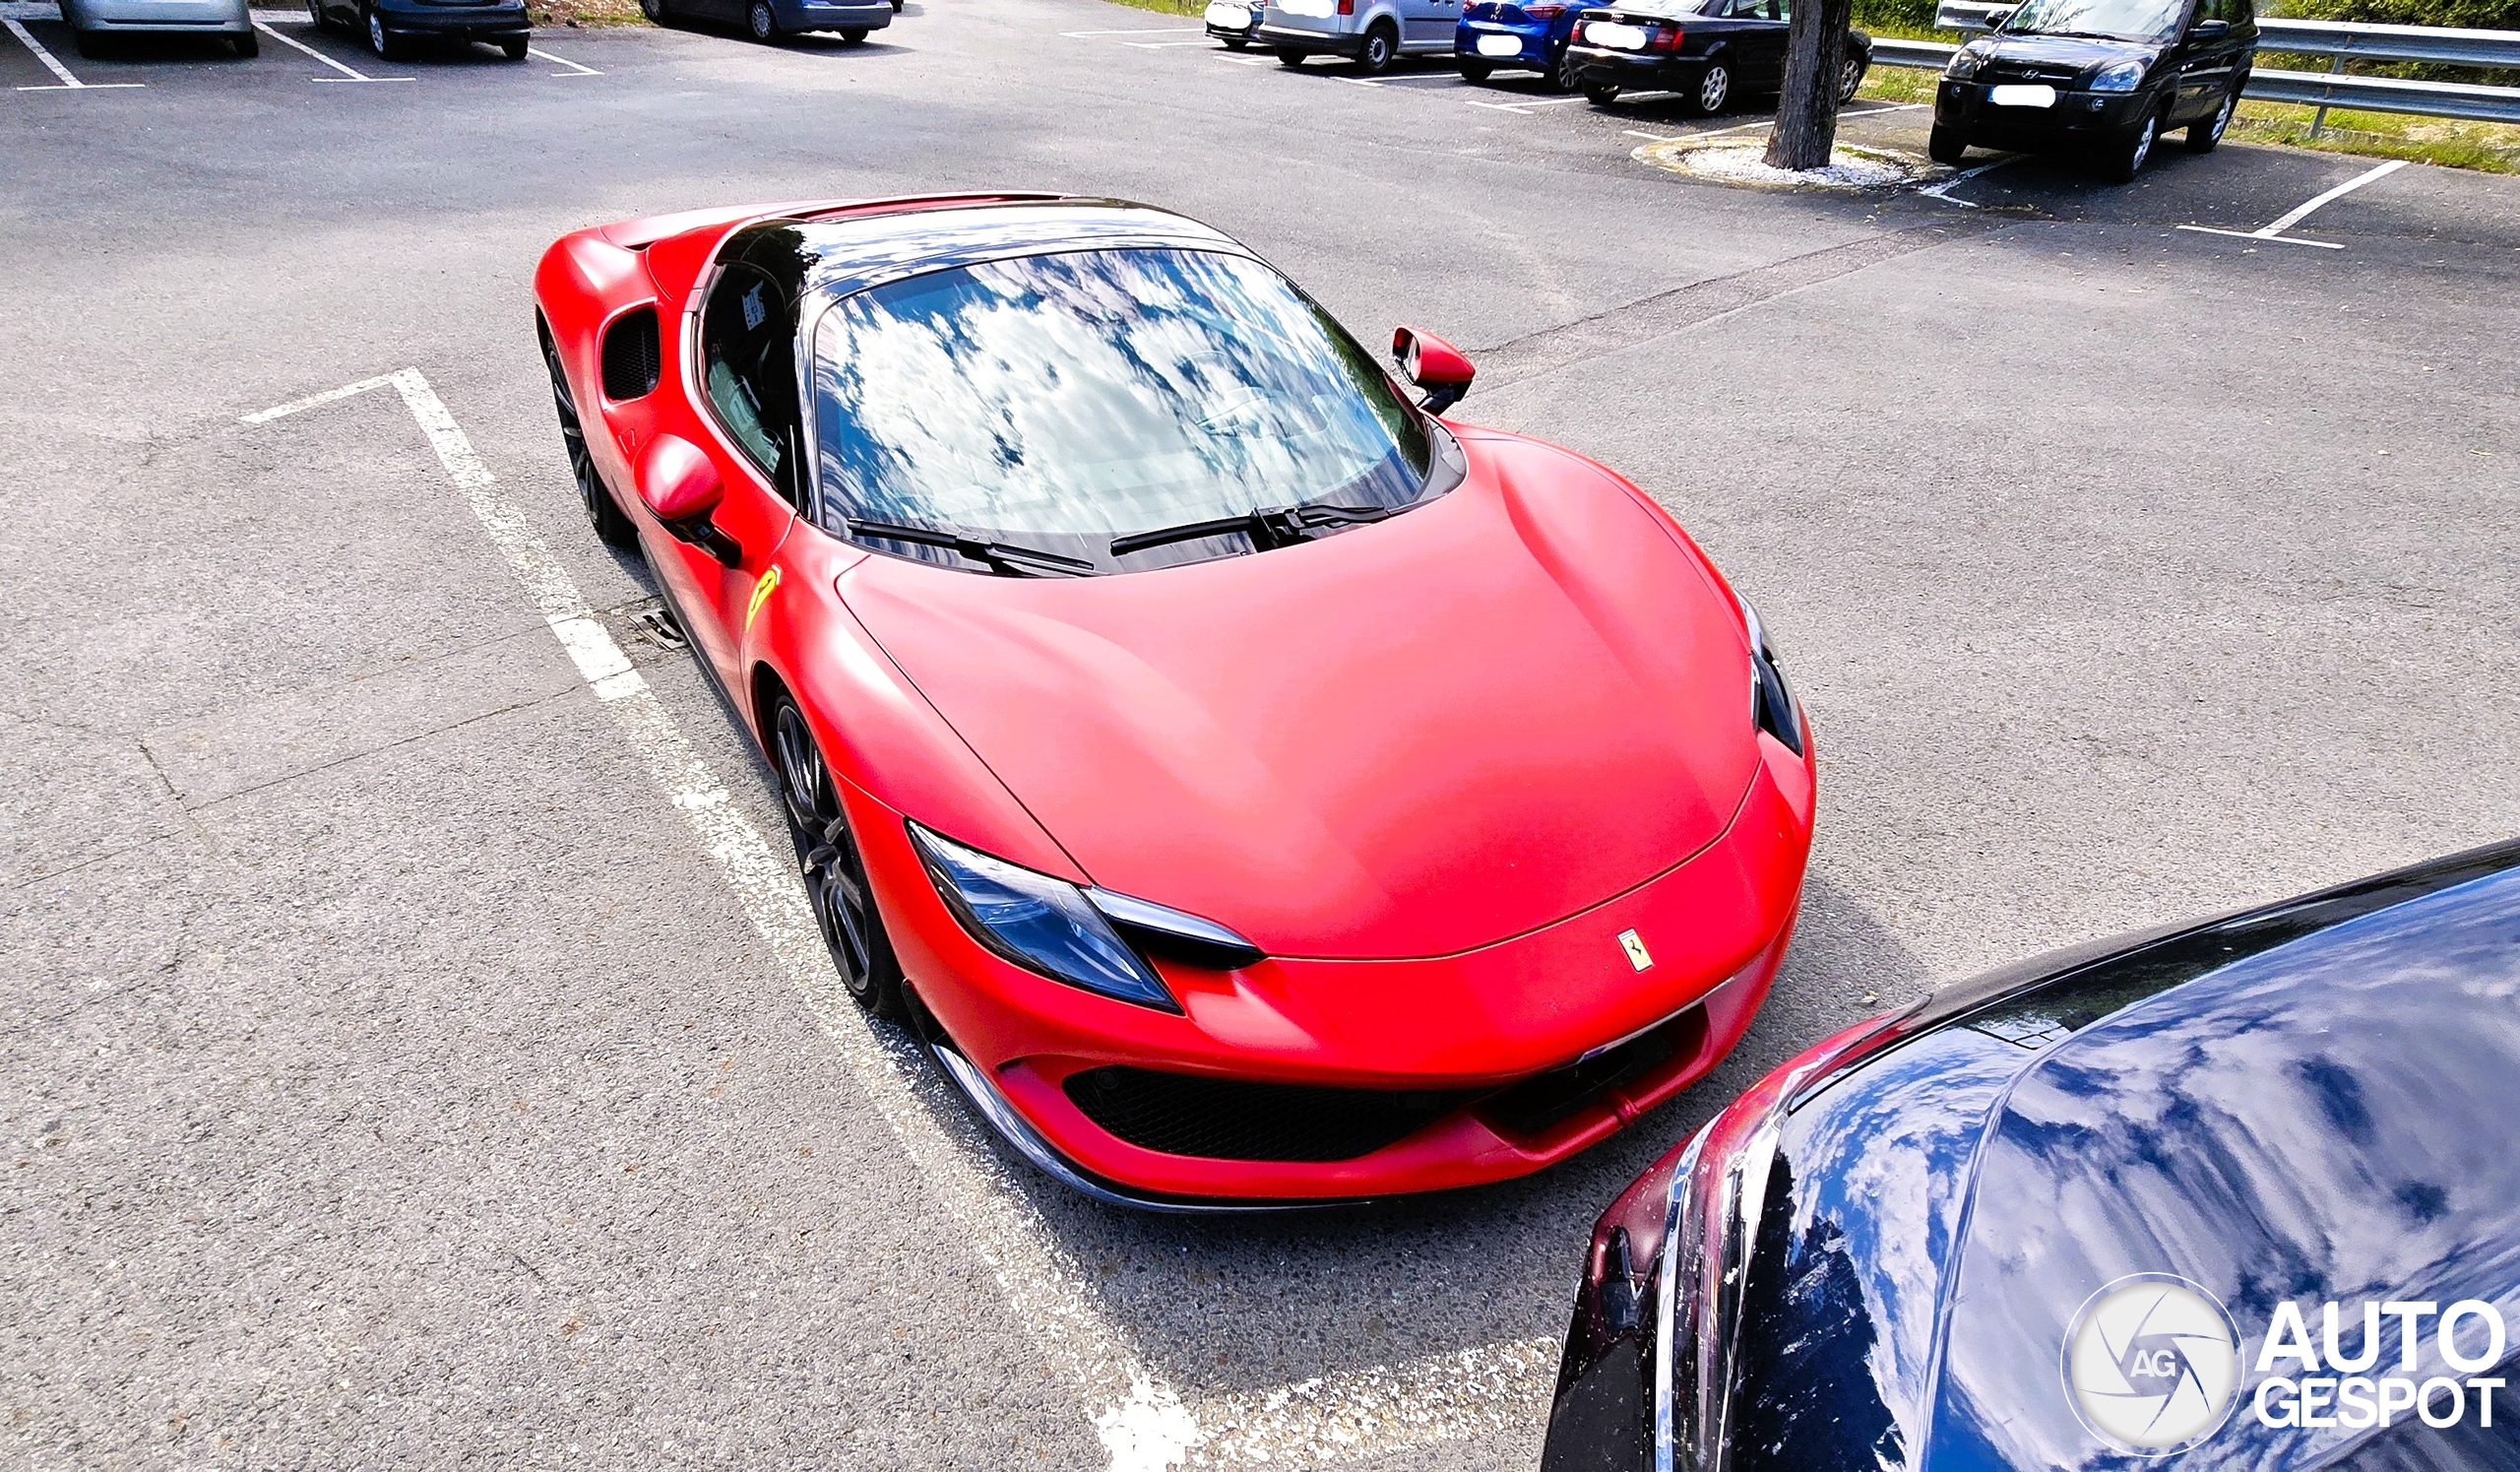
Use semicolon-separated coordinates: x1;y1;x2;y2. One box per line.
1872;5;2520;124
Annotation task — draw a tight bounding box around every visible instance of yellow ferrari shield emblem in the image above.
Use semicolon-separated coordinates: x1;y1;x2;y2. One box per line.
744;564;781;632
1617;929;1654;973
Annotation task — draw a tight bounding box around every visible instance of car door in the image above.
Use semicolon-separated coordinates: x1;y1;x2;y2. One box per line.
652;258;805;695
1404;0;1457;46
1706;0;1784;88
2171;0;2242;121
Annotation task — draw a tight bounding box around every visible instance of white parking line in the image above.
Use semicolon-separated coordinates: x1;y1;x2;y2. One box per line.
6;15;147;88
2177;157;2404;249
1059;24;1202;34
255;16;410;80
1920;154;2021;207
529;43;598;74
242;368;1559;1472
1122;37;1220;47
1465;92;1587;111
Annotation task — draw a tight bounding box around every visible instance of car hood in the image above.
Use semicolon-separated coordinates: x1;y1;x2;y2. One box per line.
1972;32;2154;73
838;431;1759;961
1744;865;2520;1471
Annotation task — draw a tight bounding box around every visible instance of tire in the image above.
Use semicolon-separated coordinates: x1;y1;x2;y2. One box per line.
2184;84;2236;152
768;694;909;1020
1927;122;1967;164
307;0;329;31
72;27;106;56
889;0;901;8
1549;43;1582;92
746;0;779;40
364;6;403;58
499;34;527;57
838;23;866;38
233;28;259;55
638;0;666;21
1275;44;1304;64
1686;59;1731;115
1582;79;1618;104
1224;34;1245;48
544;337;639;549
1836;51;1864;103
1456;57;1491;82
1355;19;1397;73
2093;103;2159;183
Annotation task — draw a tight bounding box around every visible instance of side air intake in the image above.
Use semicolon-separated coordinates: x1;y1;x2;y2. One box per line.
599;306;661;401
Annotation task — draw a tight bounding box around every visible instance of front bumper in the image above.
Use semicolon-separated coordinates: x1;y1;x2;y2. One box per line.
1202;0;1260;39
779;0;891;30
375;1;527;36
867;732;1815;1204
1456;19;1550;67
1934;78;2154;145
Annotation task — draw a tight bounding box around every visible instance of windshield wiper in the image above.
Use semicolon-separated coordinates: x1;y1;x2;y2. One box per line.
1109;502;1398;559
846;519;1098;578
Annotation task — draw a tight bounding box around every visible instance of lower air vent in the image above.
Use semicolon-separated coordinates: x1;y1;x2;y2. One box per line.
1480;1006;1707;1139
1064;1067;1477;1162
599;305;661;401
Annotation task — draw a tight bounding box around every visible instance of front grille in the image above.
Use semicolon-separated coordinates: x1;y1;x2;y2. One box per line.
1480;1006;1707;1139
1064;1067;1478;1162
1984;61;2081;83
599;306;661;401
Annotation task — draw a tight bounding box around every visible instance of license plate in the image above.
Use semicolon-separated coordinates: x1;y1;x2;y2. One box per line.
1476;32;1522;54
1988;83;2056;107
1204;0;1248;23
1585;20;1646;47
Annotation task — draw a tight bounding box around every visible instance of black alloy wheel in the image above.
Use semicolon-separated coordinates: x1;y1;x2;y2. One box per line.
1356;19;1397;73
544;340;639;547
2095;103;2158;182
1689;59;1731;114
1837;52;1864;102
770;697;908;1019
747;0;780;40
1550;43;1582;91
2184;85;2235;152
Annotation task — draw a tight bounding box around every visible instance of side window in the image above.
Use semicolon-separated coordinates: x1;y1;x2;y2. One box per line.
698;263;803;506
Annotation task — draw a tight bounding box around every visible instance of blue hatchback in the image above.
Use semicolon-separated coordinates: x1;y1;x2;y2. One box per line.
1456;0;1584;88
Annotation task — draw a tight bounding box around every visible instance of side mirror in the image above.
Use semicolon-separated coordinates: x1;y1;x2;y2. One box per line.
2190;17;2228;37
637;434;741;567
1391;325;1476;416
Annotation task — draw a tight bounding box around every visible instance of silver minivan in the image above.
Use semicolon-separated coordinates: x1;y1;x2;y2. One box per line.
1252;0;1462;73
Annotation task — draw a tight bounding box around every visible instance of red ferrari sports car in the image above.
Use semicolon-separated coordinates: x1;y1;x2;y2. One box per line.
533;193;1814;1208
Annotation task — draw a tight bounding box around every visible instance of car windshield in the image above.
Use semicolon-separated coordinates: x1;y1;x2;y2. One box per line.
1999;0;2183;41
808;247;1434;573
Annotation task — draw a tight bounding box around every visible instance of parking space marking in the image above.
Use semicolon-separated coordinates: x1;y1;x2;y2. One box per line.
1060;24;1202;34
528;43;598;74
6;16;147;88
1920;155;2021;207
2177;157;2404;249
1122;37;1220;47
1465;92;1586;111
255;17;411;80
243;367;1556;1472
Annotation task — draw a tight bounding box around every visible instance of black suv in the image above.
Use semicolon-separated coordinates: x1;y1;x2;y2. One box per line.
1930;0;2255;181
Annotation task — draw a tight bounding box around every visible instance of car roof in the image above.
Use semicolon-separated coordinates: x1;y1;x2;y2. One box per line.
747;197;1255;303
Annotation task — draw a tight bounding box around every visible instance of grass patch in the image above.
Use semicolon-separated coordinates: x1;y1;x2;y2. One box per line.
2230;99;2520;171
1103;0;1208;14
530;0;648;26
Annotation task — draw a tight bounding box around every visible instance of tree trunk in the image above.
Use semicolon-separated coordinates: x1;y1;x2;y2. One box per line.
1763;0;1855;171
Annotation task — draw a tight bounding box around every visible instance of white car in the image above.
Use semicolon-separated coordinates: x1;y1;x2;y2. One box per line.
1254;0;1462;73
61;0;254;55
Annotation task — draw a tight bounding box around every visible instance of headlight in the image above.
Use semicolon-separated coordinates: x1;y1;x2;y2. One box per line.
1944;44;1983;79
910;823;1178;1011
1734;594;1805;758
2091;57;2144;92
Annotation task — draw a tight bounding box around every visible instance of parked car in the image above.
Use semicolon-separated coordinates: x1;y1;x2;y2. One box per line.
1542;837;2520;1471
534;192;1815;1209
1455;0;1585;89
1566;0;1869;114
1257;0;1464;74
636;0;890;44
308;0;528;58
1931;0;2255;181
1203;0;1263;48
63;0;254;57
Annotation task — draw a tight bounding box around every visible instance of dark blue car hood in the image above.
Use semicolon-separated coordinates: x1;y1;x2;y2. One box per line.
1739;864;2520;1472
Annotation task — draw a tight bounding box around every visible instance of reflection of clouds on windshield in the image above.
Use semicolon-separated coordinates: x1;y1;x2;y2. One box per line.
1926;870;2520;1472
810;248;1419;540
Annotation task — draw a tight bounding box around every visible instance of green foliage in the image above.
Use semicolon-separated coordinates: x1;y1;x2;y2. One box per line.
2265;0;2519;31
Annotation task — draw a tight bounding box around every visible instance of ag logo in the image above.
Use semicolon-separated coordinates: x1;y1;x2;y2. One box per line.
2062;1274;2241;1456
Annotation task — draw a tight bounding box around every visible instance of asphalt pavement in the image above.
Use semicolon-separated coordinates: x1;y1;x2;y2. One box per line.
4;2;2517;1468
